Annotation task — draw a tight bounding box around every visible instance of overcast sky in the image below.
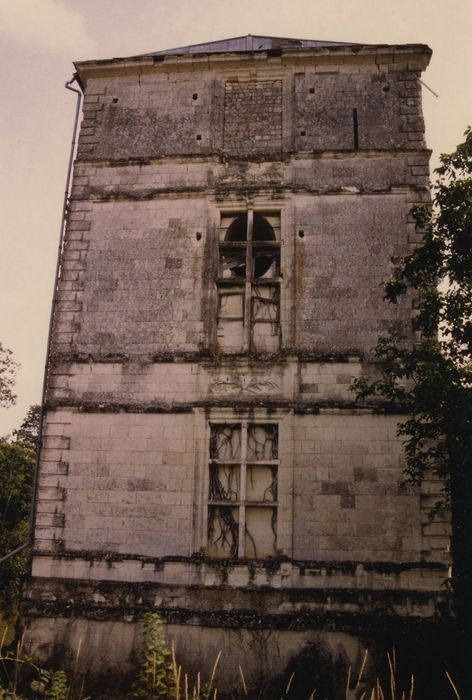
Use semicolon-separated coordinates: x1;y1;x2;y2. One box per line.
0;0;471;437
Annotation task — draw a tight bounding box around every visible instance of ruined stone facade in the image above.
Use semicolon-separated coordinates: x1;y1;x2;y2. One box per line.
24;36;451;695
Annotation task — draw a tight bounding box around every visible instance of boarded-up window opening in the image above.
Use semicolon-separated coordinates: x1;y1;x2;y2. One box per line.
207;422;278;559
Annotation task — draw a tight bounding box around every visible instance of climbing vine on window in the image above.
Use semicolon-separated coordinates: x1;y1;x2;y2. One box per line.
207;422;278;559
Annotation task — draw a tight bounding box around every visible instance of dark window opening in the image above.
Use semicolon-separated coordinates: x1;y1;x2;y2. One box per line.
223;214;277;278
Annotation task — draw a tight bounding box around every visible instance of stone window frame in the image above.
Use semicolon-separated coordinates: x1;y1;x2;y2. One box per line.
216;205;282;353
193;408;294;560
206;419;279;559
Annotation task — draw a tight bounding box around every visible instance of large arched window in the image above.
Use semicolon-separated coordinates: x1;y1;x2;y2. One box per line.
217;210;281;353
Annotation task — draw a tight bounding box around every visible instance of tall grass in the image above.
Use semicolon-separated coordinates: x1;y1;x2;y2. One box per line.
0;628;90;700
0;617;463;699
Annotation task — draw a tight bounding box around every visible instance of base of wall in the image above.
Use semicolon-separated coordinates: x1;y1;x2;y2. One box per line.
21;559;458;699
21;614;461;700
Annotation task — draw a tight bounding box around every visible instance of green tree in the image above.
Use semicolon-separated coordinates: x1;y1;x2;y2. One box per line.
11;405;40;454
0;347;35;618
0;343;18;409
352;128;472;627
0;440;34;616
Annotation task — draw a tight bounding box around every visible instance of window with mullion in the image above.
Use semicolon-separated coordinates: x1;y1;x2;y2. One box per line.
207;422;279;559
216;210;281;353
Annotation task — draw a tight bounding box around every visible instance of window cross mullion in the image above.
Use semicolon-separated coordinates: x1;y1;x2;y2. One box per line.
243;208;253;352
238;421;248;558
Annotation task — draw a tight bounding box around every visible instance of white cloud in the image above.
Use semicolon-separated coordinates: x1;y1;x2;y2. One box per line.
0;0;96;55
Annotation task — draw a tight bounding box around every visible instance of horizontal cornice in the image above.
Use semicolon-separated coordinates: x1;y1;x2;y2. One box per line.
74;44;432;84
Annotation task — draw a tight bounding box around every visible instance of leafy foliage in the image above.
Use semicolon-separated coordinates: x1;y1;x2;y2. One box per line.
132;613;175;699
0;430;35;616
31;669;69;700
0;391;40;616
352;128;472;622
11;406;41;455
0;345;18;409
0;638;86;700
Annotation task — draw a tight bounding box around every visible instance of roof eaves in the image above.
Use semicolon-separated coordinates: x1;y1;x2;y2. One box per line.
74;40;432;78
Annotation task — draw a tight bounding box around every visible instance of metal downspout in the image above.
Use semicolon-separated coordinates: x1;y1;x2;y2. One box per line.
0;74;83;565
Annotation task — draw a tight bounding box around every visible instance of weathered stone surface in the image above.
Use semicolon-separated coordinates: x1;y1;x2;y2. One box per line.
25;38;447;692
36;409;450;563
294;69;425;151
52;190;421;357
223;80;283;159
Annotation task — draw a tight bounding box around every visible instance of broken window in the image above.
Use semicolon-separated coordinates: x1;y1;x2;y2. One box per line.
217;211;281;353
207;422;278;559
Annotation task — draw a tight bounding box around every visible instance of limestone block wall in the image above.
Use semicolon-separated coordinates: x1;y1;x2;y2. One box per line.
70;152;430;202
38;40;444;589
35;405;450;568
47;358;369;407
53;190;423;359
18;616;394;697
24;42;451;692
37;411;196;557
293;68;425;151
223;79;283;158
292;413;421;561
79;72;223;160
54;197;209;355
293;192;415;352
77;55;426;162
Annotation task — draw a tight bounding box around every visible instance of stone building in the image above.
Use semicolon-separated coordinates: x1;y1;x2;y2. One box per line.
23;35;450;695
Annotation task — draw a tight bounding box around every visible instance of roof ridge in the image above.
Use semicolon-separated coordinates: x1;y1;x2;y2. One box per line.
142;34;361;58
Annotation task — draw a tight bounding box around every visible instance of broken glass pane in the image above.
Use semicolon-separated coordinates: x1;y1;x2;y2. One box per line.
210;424;241;461
253;215;276;242
220;214;277;278
245;507;277;558
209;463;240;502
247;424;278;461
246;465;277;502
207;505;239;558
252;249;279;279
220;248;247;278
226;215;247;241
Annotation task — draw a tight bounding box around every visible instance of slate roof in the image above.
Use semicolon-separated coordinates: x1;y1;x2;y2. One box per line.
146;34;360;57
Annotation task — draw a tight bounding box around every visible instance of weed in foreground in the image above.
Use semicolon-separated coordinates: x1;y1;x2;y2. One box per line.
0;628;89;700
132;612;175;699
0;618;464;699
